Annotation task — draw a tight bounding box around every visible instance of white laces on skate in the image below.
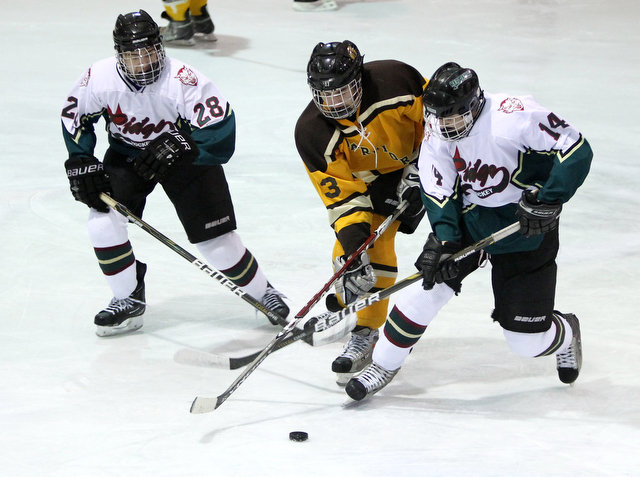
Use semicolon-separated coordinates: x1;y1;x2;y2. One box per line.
262;287;286;307
339;329;377;361
103;297;146;315
357;362;398;393
556;345;578;369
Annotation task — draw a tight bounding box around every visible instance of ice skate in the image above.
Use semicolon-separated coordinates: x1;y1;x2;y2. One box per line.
160;11;196;46
292;0;338;12
332;326;379;385
556;313;582;384
192;5;217;41
345;361;399;401
95;261;147;337
261;283;290;326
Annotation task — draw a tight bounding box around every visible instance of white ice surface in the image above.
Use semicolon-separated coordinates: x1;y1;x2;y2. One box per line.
1;0;639;476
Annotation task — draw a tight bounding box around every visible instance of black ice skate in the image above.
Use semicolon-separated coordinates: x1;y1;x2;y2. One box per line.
556;313;582;384
261;283;290;326
332;326;379;385
94;261;147;337
160;11;195;46
345;361;399;401
192;5;216;41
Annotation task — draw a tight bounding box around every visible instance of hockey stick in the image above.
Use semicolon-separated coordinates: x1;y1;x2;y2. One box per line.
178;202;408;371
99;193;286;326
295;200;409;319
190;221;521;413
175;309;357;369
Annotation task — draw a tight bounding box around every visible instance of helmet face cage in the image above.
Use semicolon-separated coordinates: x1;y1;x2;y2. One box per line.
425;89;483;141
423;63;485;141
307;41;363;119
311;75;363;119
113;10;166;86
117;44;166;86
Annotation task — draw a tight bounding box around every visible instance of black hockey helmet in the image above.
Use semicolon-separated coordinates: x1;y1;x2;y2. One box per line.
114;10;161;52
422;62;485;141
307;41;364;119
307;41;363;90
113;10;166;86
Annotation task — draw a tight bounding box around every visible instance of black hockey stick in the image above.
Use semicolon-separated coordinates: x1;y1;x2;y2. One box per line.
189;221;521;413
99;193;286;326
175;311;347;369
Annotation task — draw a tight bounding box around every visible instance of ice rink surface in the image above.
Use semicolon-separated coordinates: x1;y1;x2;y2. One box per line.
2;0;639;475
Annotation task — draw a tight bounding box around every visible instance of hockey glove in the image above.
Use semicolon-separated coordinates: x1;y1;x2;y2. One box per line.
516;189;562;237
396;162;424;217
415;233;460;290
334;252;377;305
64;155;111;213
133;130;199;182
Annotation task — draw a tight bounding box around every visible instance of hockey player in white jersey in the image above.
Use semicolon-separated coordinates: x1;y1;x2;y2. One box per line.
61;10;288;337
345;62;593;401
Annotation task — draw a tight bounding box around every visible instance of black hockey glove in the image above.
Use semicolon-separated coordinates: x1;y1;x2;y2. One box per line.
415;233;460;290
334;252;377;305
64;155;111;213
516;189;562;237
133;130;199;182
396;162;424;217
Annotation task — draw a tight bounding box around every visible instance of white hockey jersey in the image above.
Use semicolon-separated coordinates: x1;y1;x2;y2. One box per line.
418;93;592;253
61;56;235;165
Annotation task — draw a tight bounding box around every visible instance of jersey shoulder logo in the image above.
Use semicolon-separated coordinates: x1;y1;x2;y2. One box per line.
498;97;524;114
80;68;91;87
175;66;198;86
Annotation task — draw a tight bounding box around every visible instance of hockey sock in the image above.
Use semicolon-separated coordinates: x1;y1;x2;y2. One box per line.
196;231;268;300
503;313;572;357
189;0;207;16
163;0;191;21
373;281;454;370
88;209;137;299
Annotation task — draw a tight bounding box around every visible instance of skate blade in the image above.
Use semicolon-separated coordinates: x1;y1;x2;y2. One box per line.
292;1;338;12
95;316;143;337
335;372;354;386
195;32;217;42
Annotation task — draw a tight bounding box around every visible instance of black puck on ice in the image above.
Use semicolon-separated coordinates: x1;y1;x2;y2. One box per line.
289;431;308;442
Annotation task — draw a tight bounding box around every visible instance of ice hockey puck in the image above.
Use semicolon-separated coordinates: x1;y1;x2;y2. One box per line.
289;431;308;442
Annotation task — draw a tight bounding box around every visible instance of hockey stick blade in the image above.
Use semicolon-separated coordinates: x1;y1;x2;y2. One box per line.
176;323;317;370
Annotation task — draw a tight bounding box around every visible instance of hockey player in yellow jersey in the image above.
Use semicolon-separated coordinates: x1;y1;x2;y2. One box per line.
294;41;427;384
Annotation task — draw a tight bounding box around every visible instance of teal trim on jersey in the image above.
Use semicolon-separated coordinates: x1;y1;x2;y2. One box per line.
61;110;104;157
191;111;236;166
537;137;592;204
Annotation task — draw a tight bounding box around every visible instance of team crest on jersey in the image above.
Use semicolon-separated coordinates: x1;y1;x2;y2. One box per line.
453;147;510;198
175;66;198;86
498;97;524;114
80;68;91;87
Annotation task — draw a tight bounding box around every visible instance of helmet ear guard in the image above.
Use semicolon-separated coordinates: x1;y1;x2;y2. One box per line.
423;62;485;141
306;40;364;119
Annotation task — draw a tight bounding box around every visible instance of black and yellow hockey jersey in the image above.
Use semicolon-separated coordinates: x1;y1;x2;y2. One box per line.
295;60;427;255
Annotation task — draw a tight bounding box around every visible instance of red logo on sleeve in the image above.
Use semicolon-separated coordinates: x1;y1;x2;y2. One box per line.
498;97;524;114
175;66;198;86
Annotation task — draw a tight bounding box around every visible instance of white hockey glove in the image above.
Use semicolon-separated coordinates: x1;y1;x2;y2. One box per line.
396;162;424;217
334;252;377;305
